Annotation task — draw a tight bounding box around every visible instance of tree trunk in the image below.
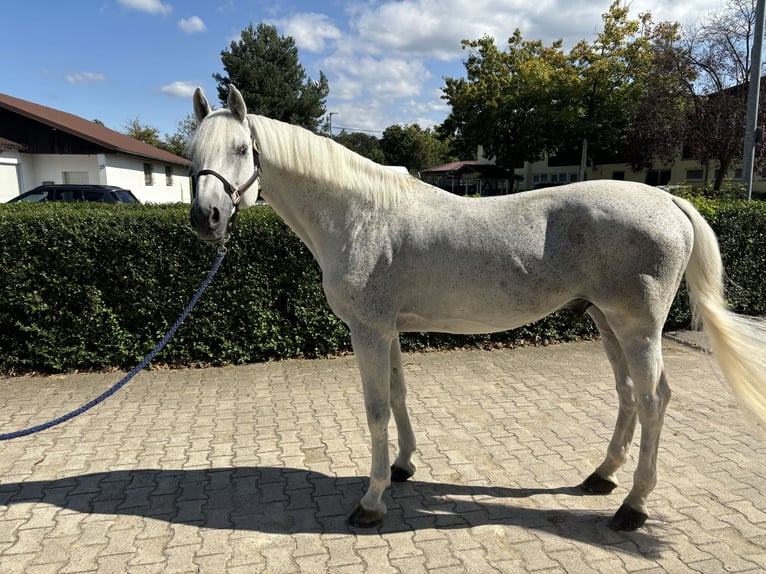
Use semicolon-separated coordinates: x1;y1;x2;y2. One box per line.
579;138;588;181
714;156;731;191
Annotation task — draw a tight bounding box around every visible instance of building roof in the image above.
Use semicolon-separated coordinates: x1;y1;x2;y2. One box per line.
422;160;482;173
0;92;190;166
422;160;512;179
0;136;26;151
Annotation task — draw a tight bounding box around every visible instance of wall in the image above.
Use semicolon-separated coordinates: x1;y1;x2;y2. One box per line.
102;154;190;203
0;153;22;202
515;156;766;193
22;154;99;189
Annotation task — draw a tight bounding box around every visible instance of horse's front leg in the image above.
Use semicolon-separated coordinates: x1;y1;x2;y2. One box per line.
390;336;416;481
347;325;395;528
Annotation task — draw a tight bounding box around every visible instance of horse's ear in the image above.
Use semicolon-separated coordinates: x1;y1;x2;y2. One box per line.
193;87;211;122
227;84;248;122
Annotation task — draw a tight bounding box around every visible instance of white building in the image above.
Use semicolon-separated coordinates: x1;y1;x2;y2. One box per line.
0;92;191;203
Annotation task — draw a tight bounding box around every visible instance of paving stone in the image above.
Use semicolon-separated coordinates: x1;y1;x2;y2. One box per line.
1;341;765;572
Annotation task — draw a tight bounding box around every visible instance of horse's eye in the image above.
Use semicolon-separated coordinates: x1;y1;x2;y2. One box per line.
237;145;248;157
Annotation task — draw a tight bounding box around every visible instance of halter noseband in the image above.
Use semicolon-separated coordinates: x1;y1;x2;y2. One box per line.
192;141;261;243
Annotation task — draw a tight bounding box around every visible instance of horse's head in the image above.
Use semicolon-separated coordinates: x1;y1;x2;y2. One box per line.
188;84;261;243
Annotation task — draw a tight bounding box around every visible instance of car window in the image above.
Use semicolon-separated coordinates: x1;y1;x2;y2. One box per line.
53;190;84;201
83;190;109;202
14;190;49;202
114;191;139;203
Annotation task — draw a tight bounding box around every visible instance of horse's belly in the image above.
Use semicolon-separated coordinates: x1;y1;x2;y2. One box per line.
395;308;551;334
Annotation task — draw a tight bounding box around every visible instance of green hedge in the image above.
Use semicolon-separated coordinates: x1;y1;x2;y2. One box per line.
0;197;764;374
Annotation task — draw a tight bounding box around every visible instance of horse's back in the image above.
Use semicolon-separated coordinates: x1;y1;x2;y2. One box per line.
382;180;695;334
405;179;692;265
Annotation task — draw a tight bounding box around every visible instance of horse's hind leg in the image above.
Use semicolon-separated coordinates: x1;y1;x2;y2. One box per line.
390;336;417;481
612;330;670;530
581;306;637;495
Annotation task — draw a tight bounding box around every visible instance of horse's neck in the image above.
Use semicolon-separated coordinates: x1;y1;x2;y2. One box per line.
260;165;365;266
253;116;412;266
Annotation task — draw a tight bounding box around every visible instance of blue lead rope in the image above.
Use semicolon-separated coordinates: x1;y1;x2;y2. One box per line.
0;250;226;441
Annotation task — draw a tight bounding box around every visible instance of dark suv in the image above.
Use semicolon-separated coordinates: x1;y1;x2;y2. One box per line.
7;184;140;204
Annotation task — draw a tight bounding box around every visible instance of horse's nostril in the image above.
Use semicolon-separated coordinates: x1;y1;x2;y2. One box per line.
211;207;220;225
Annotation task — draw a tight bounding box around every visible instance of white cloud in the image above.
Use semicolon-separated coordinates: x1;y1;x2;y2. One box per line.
65;72;107;85
346;0;726;61
407;89;451;117
178;16;206;34
322;0;727;133
327;100;386;134
325;54;430;100
117;0;172;15
160;81;198;98
275;13;342;53
349;0;540;60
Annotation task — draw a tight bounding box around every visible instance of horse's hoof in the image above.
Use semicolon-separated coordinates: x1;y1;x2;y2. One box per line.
610;503;648;531
391;464;414;482
347;505;385;528
580;472;618;494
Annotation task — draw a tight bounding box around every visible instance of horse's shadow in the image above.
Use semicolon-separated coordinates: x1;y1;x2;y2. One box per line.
0;466;661;554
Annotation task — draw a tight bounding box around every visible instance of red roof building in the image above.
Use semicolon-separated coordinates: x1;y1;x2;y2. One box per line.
0;92;191;203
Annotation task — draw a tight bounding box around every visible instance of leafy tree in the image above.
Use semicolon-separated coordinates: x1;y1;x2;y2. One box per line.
379;124;454;173
567;3;656;171
441;2;692;174
213;22;329;132
123;118;163;148
441;32;574;169
123;115;198;159
161;113;197;159
624;19;696;171
333;130;385;164
683;0;766;191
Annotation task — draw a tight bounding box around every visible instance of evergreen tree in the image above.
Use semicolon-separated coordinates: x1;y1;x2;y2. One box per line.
213;23;329;132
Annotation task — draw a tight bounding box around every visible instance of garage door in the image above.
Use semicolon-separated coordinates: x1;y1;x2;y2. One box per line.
0;161;21;202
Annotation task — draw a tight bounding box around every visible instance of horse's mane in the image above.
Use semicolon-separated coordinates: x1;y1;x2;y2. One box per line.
248;115;418;210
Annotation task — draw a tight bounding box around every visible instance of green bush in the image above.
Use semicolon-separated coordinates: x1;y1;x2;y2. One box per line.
665;195;766;327
0;197;764;374
712;200;766;314
0;203;349;373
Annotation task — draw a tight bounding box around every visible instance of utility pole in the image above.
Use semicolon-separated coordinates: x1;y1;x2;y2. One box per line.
743;0;765;199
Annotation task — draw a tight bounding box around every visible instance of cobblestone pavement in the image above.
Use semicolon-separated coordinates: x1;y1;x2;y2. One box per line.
1;339;765;573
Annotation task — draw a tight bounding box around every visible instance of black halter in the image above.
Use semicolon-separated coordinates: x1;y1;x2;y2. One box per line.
192;142;261;241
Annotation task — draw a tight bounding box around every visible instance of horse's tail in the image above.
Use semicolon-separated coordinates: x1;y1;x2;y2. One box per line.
672;196;766;428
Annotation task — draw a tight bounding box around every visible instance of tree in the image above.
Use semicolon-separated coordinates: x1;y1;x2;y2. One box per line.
682;0;766;190
333;131;385;164
161;113;198;159
123;118;163;148
123;115;198;159
441;2;692;174
567;2;657;173
623;20;696;171
441;32;574;169
379;124;454;173
213;22;329;132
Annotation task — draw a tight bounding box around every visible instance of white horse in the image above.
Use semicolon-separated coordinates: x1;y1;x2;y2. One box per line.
188;85;766;531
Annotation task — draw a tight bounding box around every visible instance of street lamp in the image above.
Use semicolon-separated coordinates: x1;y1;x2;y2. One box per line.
743;0;765;199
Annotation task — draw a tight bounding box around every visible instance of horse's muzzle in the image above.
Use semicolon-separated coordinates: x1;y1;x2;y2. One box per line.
190;202;228;242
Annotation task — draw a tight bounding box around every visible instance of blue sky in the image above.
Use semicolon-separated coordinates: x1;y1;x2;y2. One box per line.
3;0;723;139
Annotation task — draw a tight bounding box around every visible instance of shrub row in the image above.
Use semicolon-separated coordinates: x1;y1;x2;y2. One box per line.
0;197;764;374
